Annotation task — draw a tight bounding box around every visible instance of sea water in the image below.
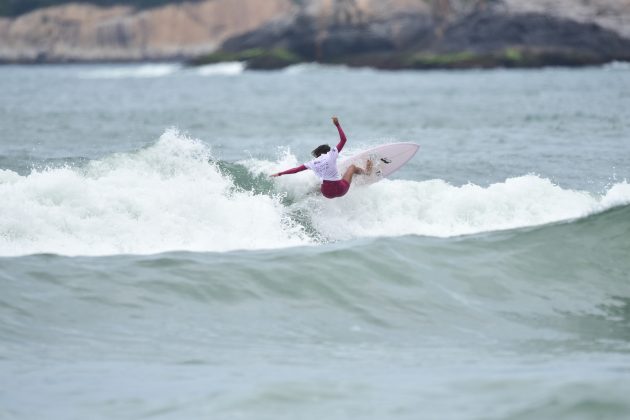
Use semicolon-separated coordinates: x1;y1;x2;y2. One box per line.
1;63;630;420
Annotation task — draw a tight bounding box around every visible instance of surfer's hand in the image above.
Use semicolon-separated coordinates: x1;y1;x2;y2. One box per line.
332;116;339;126
270;173;280;177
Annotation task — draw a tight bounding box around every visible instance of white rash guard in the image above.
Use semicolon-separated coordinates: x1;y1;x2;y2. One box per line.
304;147;341;181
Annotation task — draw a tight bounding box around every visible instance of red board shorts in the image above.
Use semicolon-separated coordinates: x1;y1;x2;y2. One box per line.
321;180;350;199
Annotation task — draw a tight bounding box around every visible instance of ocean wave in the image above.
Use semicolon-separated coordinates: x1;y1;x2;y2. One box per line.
1;131;629;256
244;153;630;240
305;177;630;240
282;62;376;75
603;61;630;71
3;204;629;341
0;129;308;256
78;64;181;79
195;62;245;76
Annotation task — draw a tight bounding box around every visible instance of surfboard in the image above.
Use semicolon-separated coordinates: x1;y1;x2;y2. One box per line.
339;142;419;185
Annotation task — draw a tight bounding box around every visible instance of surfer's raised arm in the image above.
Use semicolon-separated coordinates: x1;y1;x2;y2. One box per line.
271;164;307;177
333;116;347;152
271;117;346;178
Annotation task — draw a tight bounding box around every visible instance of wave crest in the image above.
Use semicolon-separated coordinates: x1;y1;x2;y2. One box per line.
2;132;628;256
303;176;629;240
0;130;309;256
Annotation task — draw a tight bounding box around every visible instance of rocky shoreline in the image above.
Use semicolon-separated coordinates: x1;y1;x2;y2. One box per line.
191;8;630;70
1;0;629;70
190;45;630;72
0;0;292;64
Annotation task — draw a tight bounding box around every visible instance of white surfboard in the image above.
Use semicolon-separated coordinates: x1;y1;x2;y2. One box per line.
339;142;419;185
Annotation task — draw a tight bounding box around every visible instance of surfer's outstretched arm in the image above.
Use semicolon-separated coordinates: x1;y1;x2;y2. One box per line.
332;117;347;152
271;165;307;177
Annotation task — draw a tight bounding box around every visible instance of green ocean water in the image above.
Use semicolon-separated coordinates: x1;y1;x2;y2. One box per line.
1;63;630;419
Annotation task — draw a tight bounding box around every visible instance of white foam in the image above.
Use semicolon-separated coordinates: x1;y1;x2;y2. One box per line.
240;149;320;199
282;63;373;75
255;152;630;241
283;63;343;75
196;62;245;76
302;176;630;240
600;181;630;208
0;130;309;256
3;143;629;256
603;61;630;71
78;64;180;79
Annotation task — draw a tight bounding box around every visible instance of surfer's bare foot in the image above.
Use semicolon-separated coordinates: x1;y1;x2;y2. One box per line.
365;159;373;176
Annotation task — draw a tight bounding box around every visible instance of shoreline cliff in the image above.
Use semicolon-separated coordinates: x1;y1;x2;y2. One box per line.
0;0;291;63
1;0;629;69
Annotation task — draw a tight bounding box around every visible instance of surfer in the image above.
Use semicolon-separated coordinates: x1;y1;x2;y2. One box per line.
271;117;371;199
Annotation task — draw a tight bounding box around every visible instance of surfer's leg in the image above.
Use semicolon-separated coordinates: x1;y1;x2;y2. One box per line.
342;160;372;184
342;164;363;184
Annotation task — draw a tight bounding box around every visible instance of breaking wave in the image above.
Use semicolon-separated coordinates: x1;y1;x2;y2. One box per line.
1;129;628;256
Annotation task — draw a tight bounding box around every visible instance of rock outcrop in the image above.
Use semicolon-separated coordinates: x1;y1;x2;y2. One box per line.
213;0;630;69
501;0;630;39
0;0;292;62
1;0;630;67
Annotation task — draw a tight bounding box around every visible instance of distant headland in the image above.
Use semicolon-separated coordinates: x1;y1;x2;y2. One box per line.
1;0;630;69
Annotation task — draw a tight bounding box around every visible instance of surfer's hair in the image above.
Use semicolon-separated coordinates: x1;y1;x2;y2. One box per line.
312;144;331;157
